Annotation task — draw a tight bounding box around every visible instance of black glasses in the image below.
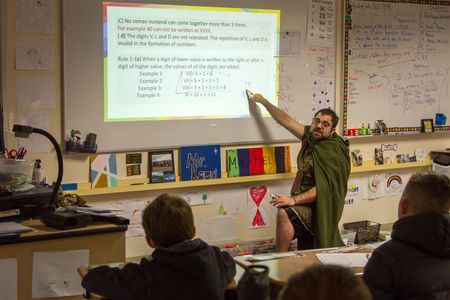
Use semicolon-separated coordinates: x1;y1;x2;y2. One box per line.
312;118;332;128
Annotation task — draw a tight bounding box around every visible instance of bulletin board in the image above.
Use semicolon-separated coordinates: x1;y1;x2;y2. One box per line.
343;0;450;134
62;0;337;152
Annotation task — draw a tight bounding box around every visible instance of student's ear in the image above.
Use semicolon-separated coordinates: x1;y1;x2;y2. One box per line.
145;235;157;248
192;226;196;238
398;197;411;218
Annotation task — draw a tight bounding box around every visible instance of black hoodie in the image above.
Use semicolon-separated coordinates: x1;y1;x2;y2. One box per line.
82;238;236;300
363;213;450;300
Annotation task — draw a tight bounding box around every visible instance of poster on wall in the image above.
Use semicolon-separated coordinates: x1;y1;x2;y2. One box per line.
247;185;271;229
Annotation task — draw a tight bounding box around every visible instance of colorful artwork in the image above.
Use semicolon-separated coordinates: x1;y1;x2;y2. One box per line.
237;148;250;176
183;191;213;206
149;151;175;183
275;146;291;173
227;149;239;177
345;177;362;206
180;145;221;181
90;154;118;188
247;185;271;229
126;153;142;164
263;147;276;174
226;146;291;177
249;147;264;175
384;173;411;196
126;164;141;176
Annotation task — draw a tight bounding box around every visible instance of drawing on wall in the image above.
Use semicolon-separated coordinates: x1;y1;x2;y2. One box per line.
247;185;271;229
344;0;450;133
345;177;362;206
16;0;56;33
364;174;384;199
15;37;55;70
384;173;411;196
216;190;245;216
90;154;118;188
16;76;56;109
180;145;221;181
183;191;213;206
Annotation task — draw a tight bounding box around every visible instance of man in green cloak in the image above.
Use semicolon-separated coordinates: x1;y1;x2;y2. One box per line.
249;93;350;251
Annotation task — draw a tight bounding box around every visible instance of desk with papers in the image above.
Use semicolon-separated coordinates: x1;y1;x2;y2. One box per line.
234;246;372;285
0;219;126;300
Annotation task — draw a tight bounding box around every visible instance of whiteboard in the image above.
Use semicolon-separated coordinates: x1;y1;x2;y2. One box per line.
63;0;337;152
344;0;450;134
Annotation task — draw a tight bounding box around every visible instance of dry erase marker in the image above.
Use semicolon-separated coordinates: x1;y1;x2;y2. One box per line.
269;194;277;198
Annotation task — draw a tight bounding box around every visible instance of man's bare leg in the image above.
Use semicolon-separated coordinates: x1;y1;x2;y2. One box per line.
275;208;294;252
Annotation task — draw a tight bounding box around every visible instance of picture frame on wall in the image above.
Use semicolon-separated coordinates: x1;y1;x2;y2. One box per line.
149;151;175;183
420;119;434;133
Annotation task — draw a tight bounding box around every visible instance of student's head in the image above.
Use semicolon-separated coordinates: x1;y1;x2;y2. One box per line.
142;193;195;248
311;109;339;140
398;172;450;218
278;264;372;300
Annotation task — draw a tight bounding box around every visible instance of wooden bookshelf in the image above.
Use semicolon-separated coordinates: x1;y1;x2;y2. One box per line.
350;158;432;174
67;159;432;196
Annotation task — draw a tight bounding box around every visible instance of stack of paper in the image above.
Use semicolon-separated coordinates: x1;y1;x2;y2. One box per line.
0;222;34;237
316;253;370;267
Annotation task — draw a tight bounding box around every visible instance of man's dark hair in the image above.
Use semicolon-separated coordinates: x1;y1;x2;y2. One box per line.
142;193;194;248
314;108;339;128
402;172;450;214
278;264;372;300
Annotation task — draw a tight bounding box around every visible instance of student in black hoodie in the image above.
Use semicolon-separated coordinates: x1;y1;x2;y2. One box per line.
82;193;236;300
363;172;450;300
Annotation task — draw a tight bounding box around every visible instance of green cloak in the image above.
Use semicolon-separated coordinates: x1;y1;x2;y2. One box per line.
306;129;350;248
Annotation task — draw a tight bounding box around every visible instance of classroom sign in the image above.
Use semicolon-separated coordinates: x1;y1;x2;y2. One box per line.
180;145;221;181
227;146;290;177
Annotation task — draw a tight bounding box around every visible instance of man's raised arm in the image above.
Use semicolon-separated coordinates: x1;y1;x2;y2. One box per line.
249;92;305;140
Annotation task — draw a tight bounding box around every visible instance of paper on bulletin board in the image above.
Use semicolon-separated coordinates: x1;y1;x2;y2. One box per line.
197;216;236;244
15;37;55;70
345;177;363;206
363;174;385;200
0;258;17;300
17;111;50;153
16;76;56;109
306;0;336;47
32;250;89;298
16;0;55;33
383;173;411;196
247;185;271;229
183;191;213;206
116;198;150;237
216;189;246;216
89;198;150;238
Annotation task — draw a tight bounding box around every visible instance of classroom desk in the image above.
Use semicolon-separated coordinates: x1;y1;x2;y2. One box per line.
234;247;372;285
0;219;127;300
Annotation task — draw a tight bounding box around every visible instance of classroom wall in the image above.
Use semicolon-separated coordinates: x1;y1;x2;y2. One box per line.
2;0;449;258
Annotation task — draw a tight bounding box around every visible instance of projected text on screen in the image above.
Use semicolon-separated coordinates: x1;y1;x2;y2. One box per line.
103;3;280;121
